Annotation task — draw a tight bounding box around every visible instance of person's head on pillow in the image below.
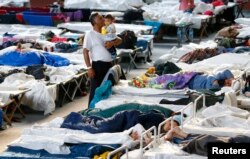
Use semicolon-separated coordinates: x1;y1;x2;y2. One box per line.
161;115;181;133
216;69;234;87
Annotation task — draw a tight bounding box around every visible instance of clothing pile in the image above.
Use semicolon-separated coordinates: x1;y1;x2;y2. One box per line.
178;48;218;64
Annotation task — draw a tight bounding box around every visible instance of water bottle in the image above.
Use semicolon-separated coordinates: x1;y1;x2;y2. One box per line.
189;28;194;42
177;27;182;45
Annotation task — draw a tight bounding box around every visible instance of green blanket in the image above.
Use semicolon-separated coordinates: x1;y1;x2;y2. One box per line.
81;103;174;118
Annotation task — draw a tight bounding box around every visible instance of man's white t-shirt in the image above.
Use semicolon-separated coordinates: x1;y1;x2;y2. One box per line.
83;30;112;62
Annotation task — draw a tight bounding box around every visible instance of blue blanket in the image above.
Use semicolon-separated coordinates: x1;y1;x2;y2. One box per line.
0;51;70;67
61;110;165;133
1;144;120;159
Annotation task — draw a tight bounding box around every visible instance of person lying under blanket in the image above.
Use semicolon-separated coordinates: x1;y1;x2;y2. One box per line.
129;69;234;90
164;126;250;156
61;110;181;134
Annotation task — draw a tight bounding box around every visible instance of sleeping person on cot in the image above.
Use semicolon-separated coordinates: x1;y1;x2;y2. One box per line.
130;69;234;90
163;126;250;156
61;110;182;139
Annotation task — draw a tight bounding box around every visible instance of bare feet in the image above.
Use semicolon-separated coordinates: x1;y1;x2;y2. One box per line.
164;127;188;141
164;129;174;141
172;127;188;139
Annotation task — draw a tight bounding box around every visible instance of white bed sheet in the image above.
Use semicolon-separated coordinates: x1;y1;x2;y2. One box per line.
142;1;228;29
57;22;152;35
143;141;205;159
235;18;250;26
0;73;56;115
10;117;137;154
0;0;28;7
177;53;250;74
45;64;86;84
0;24;61;44
183;103;250;137
237;26;250;38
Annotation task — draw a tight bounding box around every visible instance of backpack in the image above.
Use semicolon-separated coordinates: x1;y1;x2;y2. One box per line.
117;30;137;49
123;9;144;23
26;65;46;80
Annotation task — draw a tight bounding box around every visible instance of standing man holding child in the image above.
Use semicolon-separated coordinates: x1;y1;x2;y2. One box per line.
83;13;122;107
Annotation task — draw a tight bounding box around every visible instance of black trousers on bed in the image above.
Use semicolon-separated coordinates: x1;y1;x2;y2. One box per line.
88;61;112;107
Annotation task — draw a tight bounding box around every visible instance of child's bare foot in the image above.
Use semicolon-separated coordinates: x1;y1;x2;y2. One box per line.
172;127;188;139
164;129;174;141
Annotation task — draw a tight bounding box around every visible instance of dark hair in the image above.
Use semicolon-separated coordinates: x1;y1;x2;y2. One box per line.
218;80;225;87
89;12;99;26
104;14;114;20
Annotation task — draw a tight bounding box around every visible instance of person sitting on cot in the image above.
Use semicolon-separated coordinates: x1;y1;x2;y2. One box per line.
61;110;182;134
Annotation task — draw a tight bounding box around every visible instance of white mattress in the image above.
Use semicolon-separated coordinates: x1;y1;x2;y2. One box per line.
57;22;152;35
64;0;145;11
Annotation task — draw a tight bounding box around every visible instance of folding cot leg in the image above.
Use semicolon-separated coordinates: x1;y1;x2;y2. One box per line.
236;3;245;18
199;22;208;42
76;75;85;93
126;52;138;74
60;82;73;107
8;94;26;122
177;27;182;47
14;94;26;118
2;105;12;126
148;42;153;56
185;27;193;42
71;75;84;100
3;114;12;126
